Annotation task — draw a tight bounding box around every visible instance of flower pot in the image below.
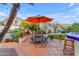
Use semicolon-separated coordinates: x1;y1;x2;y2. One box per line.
4;39;9;42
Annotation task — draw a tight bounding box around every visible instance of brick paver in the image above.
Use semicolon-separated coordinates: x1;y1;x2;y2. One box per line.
0;36;64;56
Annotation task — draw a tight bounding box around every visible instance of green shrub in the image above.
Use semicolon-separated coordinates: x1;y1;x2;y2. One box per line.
20;20;30;29
48;34;66;40
11;28;23;42
38;29;46;34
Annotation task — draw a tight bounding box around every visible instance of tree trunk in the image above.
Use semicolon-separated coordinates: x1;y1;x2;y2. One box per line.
0;3;20;42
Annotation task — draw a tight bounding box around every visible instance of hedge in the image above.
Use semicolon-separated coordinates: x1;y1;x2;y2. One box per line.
48;34;66;40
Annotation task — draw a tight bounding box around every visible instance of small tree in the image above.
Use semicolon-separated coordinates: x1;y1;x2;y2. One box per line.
20;20;30;29
67;23;79;32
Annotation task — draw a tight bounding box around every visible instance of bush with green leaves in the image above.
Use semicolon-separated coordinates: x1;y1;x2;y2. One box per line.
20;20;30;29
11;28;23;42
38;29;46;34
48;34;66;40
67;23;79;32
20;20;40;33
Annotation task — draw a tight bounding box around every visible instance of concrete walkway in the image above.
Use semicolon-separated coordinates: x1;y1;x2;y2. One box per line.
0;48;18;56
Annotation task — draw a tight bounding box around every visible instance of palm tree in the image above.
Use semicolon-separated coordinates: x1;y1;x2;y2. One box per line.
0;3;34;42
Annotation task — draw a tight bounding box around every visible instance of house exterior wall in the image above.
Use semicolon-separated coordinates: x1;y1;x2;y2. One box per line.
0;17;23;32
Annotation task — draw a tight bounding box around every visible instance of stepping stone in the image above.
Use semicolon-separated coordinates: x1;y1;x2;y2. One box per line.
0;48;18;56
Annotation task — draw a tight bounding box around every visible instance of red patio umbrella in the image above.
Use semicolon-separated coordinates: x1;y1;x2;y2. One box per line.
25;16;54;33
26;16;53;23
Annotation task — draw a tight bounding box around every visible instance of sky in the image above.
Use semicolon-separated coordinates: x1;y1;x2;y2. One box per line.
0;3;79;24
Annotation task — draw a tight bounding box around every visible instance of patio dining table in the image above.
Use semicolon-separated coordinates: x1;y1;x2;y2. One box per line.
31;35;48;43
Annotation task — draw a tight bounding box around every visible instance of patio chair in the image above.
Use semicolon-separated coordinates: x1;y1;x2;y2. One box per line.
31;36;36;43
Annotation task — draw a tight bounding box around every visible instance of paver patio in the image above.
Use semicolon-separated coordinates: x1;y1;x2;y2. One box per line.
0;35;65;56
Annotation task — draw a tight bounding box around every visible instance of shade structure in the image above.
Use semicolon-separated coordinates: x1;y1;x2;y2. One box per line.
26;16;53;23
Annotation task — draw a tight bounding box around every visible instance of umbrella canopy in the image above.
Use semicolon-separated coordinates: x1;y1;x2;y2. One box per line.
25;16;54;34
26;16;53;23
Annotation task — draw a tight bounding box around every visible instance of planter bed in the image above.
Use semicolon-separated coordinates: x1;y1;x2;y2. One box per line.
48;34;66;40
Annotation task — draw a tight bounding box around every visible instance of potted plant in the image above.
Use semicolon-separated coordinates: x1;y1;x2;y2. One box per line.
58;35;62;42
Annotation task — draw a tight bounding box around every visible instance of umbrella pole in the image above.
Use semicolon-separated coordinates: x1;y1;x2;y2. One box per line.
45;22;48;34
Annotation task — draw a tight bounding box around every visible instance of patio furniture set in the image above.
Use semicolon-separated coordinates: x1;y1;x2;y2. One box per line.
26;16;53;44
31;35;48;44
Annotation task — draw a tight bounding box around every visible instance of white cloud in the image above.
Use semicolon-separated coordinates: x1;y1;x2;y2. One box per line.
72;7;79;15
69;3;74;7
44;7;79;24
0;12;7;17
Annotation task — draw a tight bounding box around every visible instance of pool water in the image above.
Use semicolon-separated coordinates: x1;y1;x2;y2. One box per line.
67;32;79;41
